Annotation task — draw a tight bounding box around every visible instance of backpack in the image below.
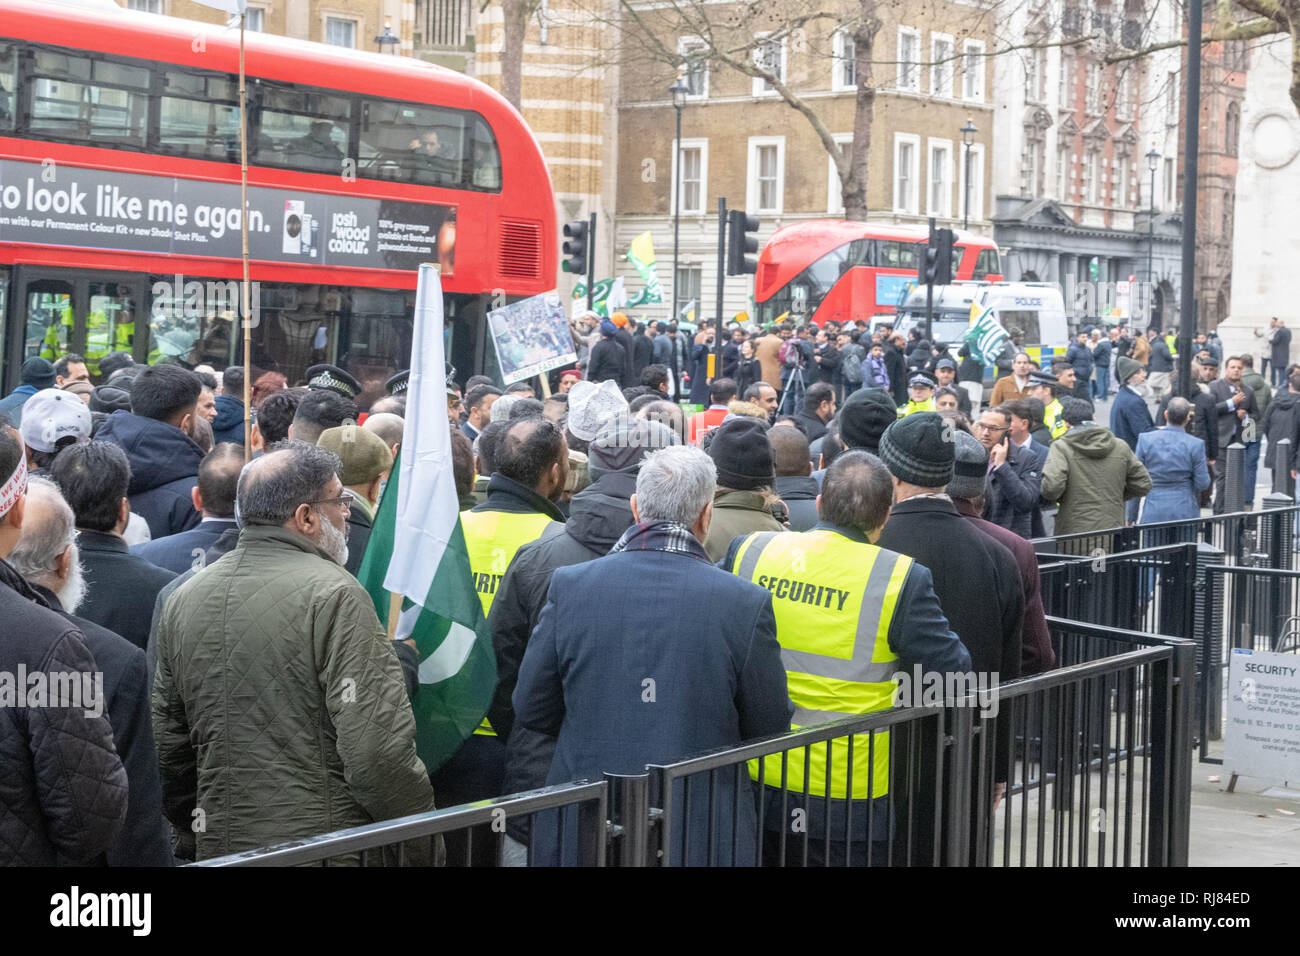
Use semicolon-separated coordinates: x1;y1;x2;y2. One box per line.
779;340;803;368
841;345;864;384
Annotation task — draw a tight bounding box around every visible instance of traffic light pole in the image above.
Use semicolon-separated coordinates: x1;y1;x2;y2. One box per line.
713;197;727;382
585;211;596;312
925;217;935;343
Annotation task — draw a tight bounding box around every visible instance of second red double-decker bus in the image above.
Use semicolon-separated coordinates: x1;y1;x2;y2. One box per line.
0;0;556;406
755;220;1002;329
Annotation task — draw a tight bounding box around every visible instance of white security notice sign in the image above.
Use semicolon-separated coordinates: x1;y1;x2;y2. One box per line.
1224;648;1300;782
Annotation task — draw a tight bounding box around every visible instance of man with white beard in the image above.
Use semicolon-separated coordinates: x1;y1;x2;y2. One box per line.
9;475;174;865
152;440;435;862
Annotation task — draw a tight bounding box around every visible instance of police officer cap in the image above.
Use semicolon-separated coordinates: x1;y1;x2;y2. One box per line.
386;370;410;396
1027;370;1059;388
306;364;362;399
908;373;935;389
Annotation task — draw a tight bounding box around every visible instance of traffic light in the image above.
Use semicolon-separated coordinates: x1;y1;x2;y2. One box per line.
919;227;955;286
562;219;588;275
726;209;760;276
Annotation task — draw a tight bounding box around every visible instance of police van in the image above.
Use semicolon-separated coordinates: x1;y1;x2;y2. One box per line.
895;281;1069;380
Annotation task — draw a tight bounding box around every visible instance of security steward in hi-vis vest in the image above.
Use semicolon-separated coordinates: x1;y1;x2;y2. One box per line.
897;374;937;418
461;478;564;739
1027;371;1068;440
722;456;970;859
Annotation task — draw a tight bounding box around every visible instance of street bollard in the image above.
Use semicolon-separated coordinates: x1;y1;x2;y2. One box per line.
1224;442;1246;515
1271;438;1293;496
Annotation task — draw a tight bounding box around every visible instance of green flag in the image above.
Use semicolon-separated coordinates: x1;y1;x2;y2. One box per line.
357;265;494;774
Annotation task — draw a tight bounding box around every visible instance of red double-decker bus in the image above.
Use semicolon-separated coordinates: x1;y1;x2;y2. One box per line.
755;220;1002;329
0;0;556;406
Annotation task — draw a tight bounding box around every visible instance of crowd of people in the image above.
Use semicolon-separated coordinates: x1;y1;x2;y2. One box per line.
1;309;1293;866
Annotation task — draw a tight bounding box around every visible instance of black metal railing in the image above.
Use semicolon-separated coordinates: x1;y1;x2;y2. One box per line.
204;619;1195;867
1038;543;1197;640
1197;564;1300;764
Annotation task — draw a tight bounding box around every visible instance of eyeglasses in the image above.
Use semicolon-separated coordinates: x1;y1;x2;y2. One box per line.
972;422;1008;434
307;494;353;511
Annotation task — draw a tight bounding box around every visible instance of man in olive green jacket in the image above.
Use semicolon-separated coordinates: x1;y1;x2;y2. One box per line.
1040;398;1152;539
153;442;436;863
702;418;784;562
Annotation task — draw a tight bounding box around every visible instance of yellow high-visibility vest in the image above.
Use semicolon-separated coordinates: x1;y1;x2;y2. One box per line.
897;397;937;418
729;528;911;799
1165;333;1178;358
459;507;557;737
1044;398;1067;440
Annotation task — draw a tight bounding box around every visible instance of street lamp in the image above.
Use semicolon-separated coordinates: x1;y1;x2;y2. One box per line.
374;18;399;54
1146;147;1160;286
961;119;978;230
670;76;692;326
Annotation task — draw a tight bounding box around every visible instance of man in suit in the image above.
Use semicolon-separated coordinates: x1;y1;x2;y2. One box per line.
1003;398;1049;465
49;441;175;651
1111;357;1156;451
1209;355;1262;512
977;405;1045;539
513;444;791;865
132;444;242;575
462;384;503;443
1270;317;1293;388
1136;398;1211;524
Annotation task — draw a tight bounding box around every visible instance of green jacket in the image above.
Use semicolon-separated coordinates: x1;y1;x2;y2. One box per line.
153;525;436;863
1040;425;1152;536
1243;370;1272;417
703;488;784;563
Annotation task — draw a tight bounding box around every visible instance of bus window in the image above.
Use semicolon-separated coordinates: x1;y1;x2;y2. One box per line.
470;116;502;191
159;69;241;162
973;248;1001;279
29;49;150;146
254;81;352;175
0;43;15;132
25;282;73;364
881;241;917;269
85;283;137;377
359;99;471;188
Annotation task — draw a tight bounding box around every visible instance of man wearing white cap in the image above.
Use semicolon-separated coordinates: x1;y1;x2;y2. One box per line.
18;388;93;475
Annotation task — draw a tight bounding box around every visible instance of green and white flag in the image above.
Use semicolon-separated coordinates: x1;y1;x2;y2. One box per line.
963;302;1010;365
357;264;495;774
627;232;664;303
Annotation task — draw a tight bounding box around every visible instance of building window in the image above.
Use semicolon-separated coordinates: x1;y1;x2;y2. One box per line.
962;40;985;101
1023;138;1045;198
1059;54;1073;109
833;30;856;91
827;134;853;214
676;265;702;309
1085;62;1103;114
1057;146;1070;201
1025;47;1047;103
894;134;920;214
127;0;163;11
245;7;265;31
752;36;786;96
1225;102;1240;156
747;137;785;213
1164;156;1175;207
673;140;708;215
1084;150;1099;204
1222;190;1234;234
1115;154;1130;208
1166;71;1178;122
326;17;357;48
898;28;921;91
1116;71;1135;121
928;139;953;217
931;34;954;98
679;37;709;98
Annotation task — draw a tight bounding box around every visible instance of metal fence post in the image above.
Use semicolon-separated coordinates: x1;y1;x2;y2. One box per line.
604;772;650;867
944;706;974;867
1194;543;1226;747
1271;438;1292;497
1166;642;1196;865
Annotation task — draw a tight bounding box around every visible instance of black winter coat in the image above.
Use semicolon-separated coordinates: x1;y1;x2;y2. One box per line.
0;560;129;865
489;472;636;793
33;584;173;866
983;442;1045;539
632;332;655;378
587;337;628;387
1262;388;1300;470
885;346;909;403
77;530;177;651
94;411;204;539
614;327;637;387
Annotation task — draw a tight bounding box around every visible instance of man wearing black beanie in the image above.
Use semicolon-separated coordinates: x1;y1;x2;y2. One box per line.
702;417;784;561
874;412;1024;858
